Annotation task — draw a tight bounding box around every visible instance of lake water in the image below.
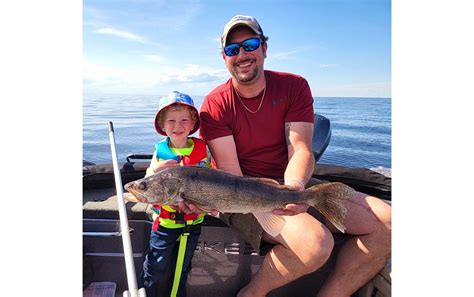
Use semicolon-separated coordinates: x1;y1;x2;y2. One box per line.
83;94;391;169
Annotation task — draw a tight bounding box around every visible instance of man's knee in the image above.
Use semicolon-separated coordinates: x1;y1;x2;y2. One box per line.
299;225;334;272
372;199;392;257
376;200;391;234
353;194;391;242
374;196;391;226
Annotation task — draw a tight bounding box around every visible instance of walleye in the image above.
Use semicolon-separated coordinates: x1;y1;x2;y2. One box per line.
124;166;355;234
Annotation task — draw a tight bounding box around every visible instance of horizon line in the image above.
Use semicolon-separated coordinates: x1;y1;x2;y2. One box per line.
83;92;391;99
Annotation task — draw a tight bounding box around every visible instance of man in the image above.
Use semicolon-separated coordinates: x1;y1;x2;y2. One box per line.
196;15;391;297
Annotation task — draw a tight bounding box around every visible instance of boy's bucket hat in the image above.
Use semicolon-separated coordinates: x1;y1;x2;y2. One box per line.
154;91;200;135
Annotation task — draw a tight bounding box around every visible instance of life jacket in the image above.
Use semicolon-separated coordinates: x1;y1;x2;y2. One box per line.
152;136;208;230
155;137;207;166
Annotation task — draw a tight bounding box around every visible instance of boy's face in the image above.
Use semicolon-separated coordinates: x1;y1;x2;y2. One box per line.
160;107;195;145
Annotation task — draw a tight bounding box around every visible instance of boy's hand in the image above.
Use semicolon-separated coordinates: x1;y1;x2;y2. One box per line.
176;201;197;214
177;201;219;216
152;159;179;173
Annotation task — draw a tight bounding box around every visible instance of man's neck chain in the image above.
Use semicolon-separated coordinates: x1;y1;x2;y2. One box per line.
235;86;266;114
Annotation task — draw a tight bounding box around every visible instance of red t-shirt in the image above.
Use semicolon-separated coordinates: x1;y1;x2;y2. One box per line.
200;70;314;179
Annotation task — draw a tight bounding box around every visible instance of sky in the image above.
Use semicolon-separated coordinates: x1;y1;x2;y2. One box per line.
83;0;391;98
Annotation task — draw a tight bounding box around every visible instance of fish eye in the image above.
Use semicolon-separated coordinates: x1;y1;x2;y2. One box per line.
138;181;147;191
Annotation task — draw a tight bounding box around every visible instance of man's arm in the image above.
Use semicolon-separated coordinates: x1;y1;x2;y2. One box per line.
272;121;315;215
284;121;315;188
206;135;243;176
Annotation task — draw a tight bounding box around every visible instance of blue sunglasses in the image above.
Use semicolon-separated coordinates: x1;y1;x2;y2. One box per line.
224;37;261;57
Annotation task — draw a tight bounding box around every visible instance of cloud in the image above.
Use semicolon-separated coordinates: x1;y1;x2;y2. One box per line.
93;27;146;43
159;64;228;84
267;46;314;61
83;60;228;95
268;50;300;61
134;1;202;32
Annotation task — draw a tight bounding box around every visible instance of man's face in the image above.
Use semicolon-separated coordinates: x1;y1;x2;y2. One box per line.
223;26;267;85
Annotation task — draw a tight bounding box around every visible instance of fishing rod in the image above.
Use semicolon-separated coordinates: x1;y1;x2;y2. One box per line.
108;122;147;297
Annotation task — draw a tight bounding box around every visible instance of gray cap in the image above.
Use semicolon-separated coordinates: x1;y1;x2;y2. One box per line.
221;15;264;48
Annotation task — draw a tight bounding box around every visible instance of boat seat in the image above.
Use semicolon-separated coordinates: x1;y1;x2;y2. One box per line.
83;190;229;228
313;113;331;162
83;192;154;221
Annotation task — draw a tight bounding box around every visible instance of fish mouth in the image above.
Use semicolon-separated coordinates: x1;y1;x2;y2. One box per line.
124;184;149;203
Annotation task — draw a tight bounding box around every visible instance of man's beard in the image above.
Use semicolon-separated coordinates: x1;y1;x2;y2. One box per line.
232;66;259;83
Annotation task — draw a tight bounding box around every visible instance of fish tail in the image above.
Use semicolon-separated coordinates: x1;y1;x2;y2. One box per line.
306;182;355;233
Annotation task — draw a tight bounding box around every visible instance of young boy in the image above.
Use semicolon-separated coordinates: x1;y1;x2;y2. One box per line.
141;91;210;297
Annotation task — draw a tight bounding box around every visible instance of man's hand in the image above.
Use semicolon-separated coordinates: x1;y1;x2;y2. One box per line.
284;179;305;191
271;179;308;215
272;203;309;216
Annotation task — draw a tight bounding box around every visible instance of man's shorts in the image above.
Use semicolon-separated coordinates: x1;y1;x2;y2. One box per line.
218;178;328;253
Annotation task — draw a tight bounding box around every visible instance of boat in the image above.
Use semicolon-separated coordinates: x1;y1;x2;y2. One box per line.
83;114;391;297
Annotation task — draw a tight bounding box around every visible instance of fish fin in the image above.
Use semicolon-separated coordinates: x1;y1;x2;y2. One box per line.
307;182;355;233
253;212;286;238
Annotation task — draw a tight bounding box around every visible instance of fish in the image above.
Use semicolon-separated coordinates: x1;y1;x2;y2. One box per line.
124;166;355;235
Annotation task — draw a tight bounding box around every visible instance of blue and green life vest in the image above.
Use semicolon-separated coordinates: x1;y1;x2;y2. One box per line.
155;137;208;167
149;137;209;229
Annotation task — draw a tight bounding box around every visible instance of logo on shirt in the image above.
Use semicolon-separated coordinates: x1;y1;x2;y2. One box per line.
272;98;285;105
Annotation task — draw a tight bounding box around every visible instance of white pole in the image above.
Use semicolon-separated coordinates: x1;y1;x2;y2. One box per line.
108;122;143;297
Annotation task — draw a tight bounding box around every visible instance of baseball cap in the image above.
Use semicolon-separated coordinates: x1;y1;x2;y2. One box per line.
154;91;200;135
221;15;264;48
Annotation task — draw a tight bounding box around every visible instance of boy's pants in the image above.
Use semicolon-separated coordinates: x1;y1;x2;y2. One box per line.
141;224;201;297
